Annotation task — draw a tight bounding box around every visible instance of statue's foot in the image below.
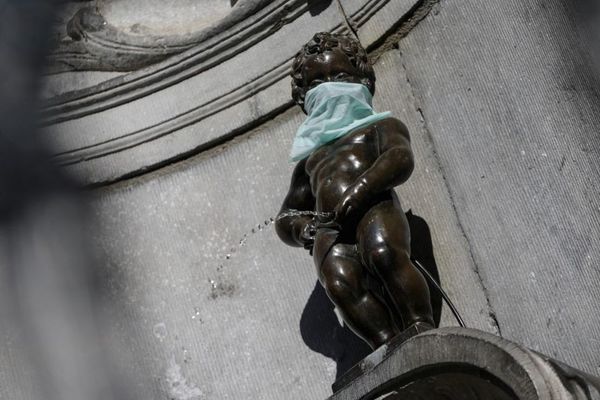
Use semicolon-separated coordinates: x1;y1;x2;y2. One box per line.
332;321;434;393
406;320;434;334
387;321;433;345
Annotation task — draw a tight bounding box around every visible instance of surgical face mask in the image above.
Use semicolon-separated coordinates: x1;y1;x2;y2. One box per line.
290;82;391;162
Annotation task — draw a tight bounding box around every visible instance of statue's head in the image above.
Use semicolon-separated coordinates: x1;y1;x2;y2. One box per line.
291;32;375;112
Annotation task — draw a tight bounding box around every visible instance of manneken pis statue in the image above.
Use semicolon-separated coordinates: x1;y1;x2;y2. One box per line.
275;32;434;349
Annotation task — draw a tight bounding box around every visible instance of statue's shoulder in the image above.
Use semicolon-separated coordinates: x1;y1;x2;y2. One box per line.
376;116;410;140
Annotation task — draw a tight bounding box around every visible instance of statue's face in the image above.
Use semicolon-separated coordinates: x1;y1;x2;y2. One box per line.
302;48;363;92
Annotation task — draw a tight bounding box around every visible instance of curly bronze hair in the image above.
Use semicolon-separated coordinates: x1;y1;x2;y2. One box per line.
291;32;375;111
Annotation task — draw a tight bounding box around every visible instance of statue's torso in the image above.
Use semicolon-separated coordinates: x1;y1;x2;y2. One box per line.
305;120;388;212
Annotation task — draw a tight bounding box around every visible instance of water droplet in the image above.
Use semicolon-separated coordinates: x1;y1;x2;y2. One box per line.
191;307;201;321
183;348;191;363
216;215;288;276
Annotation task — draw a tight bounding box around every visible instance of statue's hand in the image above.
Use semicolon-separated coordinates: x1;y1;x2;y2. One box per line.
333;178;371;227
299;219;318;251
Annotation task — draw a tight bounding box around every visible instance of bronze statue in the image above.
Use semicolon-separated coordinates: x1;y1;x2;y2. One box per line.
275;32;434;350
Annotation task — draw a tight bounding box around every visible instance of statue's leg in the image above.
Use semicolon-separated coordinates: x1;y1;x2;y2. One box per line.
357;200;434;328
313;228;399;349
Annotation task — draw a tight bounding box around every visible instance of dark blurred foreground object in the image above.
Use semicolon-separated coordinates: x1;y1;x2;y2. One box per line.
0;1;126;399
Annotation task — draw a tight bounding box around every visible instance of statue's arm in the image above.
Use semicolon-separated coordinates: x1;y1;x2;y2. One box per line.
333;118;414;224
360;117;414;192
275;159;316;247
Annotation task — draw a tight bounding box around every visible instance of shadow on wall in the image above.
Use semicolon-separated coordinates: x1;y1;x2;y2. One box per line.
574;0;600;62
307;0;333;16
300;281;372;380
299;211;443;381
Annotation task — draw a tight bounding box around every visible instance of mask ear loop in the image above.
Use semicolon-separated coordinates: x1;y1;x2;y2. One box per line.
360;77;373;93
335;0;361;43
335;1;374;95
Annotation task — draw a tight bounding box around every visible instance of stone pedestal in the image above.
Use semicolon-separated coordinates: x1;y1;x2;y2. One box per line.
329;328;600;400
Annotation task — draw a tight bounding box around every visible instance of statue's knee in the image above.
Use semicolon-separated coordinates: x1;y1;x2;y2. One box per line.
325;267;363;301
367;245;410;272
324;278;351;302
395;248;411;265
366;245;391;268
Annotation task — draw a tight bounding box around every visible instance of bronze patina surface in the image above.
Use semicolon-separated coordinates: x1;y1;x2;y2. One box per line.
276;32;434;349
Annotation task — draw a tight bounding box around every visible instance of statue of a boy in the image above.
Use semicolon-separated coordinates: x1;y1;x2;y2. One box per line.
275;32;434;349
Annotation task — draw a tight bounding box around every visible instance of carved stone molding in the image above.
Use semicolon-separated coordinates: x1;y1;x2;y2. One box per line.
44;0;307;122
42;0;427;185
329;328;600;400
47;0;288;74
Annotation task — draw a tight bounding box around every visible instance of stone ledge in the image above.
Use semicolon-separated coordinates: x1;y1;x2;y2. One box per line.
328;327;600;400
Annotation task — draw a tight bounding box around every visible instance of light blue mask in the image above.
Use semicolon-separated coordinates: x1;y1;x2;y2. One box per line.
290;82;391;162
